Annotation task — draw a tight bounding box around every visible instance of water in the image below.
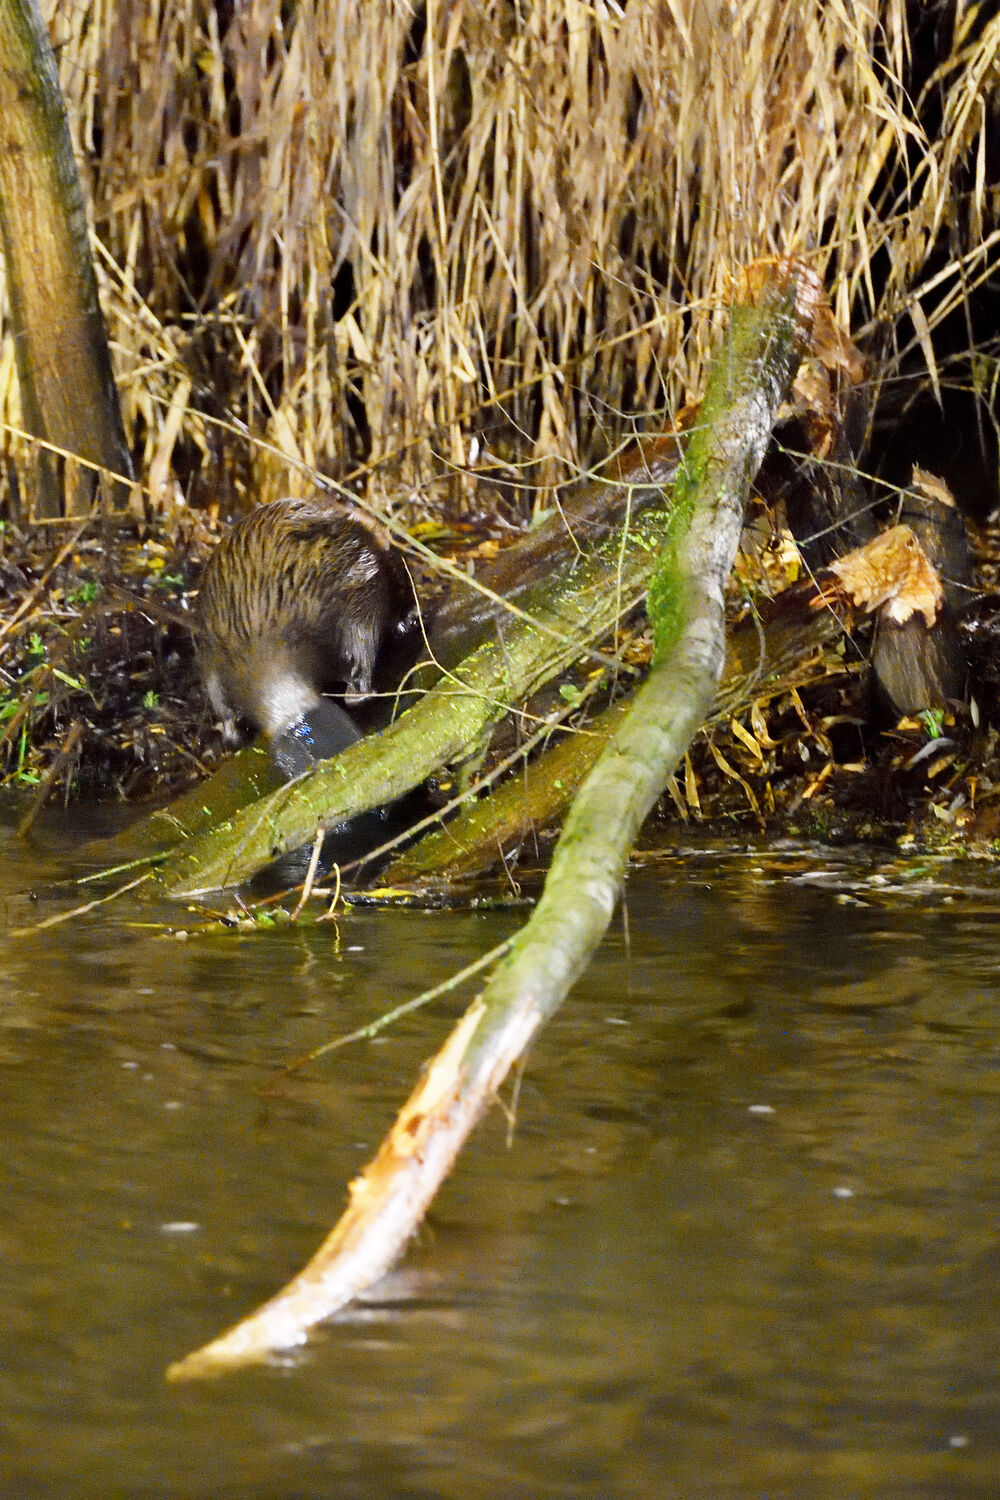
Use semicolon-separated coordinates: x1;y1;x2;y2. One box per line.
2;809;999;1497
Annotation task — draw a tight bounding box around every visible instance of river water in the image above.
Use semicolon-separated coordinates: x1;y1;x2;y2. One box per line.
2;804;999;1497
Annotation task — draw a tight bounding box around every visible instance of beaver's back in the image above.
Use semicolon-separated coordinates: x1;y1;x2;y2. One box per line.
196;497;414;740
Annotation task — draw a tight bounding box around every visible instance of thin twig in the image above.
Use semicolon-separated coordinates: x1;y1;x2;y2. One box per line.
289;827;325;921
10;872;153;935
278;937;514;1075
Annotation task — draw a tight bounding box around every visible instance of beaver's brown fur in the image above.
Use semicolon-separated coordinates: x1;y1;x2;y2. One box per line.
196;496;416;743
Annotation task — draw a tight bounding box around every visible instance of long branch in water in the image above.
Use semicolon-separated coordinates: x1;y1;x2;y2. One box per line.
166;261;814;1379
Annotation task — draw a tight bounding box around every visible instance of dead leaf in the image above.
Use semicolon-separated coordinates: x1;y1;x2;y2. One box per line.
910;301;942;407
808;297;867;387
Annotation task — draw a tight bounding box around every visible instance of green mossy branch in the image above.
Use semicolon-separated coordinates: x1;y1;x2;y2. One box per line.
156;496;673;896
383;590;848;886
647;282;807;663
167;263;809;1378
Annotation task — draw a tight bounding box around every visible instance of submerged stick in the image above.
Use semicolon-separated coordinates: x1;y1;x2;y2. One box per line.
166;263;813;1379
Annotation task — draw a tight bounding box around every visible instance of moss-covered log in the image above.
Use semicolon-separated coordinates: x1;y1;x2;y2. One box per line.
166;261;811;1378
155;457;684;896
384;581;848;884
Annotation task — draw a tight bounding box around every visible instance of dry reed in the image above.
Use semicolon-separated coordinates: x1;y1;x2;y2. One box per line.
0;0;997;522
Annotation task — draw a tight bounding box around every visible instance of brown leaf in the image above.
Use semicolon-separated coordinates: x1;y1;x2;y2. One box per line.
772;270;866;464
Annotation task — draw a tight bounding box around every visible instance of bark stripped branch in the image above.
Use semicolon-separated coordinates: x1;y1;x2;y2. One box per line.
167;261;812;1380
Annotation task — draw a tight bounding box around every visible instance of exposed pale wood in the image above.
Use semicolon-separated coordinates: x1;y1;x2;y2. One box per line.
166;262;807;1380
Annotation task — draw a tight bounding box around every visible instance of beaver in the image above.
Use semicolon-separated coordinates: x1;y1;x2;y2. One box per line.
196;496;418;758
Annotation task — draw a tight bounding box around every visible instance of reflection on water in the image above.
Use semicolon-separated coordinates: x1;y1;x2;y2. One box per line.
2;808;1000;1498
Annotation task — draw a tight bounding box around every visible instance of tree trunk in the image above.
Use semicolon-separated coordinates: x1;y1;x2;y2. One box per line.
0;0;133;517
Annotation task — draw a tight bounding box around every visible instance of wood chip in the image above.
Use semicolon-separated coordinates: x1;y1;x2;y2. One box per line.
828;524;944;628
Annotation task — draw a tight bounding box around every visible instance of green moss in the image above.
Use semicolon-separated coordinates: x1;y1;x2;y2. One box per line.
646;287;799;666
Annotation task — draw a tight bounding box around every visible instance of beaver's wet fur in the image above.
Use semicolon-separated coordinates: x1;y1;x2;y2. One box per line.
196;496;419;749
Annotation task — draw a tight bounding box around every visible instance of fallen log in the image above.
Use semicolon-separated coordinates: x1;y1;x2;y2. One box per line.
383;583;849;884
154;451;682;895
166;259;813;1379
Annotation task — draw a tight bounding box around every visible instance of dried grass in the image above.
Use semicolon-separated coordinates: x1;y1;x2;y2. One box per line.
1;0;998;520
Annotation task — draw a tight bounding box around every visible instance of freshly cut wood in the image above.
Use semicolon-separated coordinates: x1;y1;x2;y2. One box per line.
821;483;971;715
829;525;944;627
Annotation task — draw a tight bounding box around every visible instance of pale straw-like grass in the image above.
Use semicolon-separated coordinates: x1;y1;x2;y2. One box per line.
0;1;995;519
